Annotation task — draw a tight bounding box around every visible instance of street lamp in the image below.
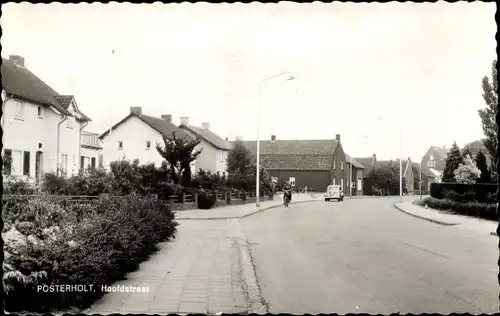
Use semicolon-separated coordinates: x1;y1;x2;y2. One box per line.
256;71;295;207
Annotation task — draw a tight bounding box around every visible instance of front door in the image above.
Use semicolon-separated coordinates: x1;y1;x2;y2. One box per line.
35;151;43;184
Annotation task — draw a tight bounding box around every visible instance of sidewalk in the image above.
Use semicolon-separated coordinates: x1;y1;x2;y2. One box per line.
174;193;322;220
393;200;498;236
84;220;257;315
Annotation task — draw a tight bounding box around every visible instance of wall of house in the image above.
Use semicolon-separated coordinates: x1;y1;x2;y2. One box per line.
101;116;166;168
181;128;220;175
58;107;83;177
215;150;229;175
422;148;447;171
2;94;64;180
331;144;348;194
267;169;330;192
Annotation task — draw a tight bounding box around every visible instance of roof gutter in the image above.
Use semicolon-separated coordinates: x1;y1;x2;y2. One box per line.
56;115;68;176
78;121;89;172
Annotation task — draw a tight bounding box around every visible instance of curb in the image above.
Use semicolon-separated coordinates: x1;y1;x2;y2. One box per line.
175;199;322;221
392;203;459;226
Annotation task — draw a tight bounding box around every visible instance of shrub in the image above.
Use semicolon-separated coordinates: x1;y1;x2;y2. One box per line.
197;190;217;209
430;182;497;202
4;178;36;195
42;172;70;195
3;195;178;312
422;196;497;221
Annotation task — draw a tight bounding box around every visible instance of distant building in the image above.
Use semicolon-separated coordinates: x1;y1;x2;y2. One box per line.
236;134;349;194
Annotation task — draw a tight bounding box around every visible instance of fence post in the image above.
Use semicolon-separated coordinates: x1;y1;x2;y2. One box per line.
225;191;230;205
194;193;198;205
242;191;246;204
182;193;186;210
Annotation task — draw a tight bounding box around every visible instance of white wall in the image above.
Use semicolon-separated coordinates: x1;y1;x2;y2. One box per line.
101;116;166;168
215;149;228;175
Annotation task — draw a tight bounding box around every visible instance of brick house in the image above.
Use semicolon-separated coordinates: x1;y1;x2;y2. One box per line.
353;154;377;195
345;154;365;196
237;134;349;193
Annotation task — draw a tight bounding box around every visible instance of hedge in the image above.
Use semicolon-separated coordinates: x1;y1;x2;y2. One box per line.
430;183;498;202
416;196;497;221
3;194;178;312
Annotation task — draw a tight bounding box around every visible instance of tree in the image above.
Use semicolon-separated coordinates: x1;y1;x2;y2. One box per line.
475;150;491;183
156;132;202;186
227;140;253;175
478;59;498;169
461;146;473;159
454;154;481;184
369;162;400;195
442;142;463;183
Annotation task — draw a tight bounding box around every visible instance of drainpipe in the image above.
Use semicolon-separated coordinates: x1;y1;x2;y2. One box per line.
78;121;89;171
57;115;68;176
2;93;12;157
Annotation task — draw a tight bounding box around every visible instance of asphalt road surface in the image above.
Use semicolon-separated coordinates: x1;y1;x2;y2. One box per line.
240;197;498;314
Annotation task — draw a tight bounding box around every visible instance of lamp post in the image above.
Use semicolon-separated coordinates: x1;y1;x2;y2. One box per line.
256;72;295;207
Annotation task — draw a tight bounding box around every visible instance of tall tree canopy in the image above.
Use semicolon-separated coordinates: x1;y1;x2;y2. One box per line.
442;142;463;183
478;59;498;169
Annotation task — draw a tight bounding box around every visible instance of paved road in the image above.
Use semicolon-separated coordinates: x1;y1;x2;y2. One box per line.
240;197;498;314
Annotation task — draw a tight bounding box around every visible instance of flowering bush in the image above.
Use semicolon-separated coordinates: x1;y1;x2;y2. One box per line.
454;154;481;184
3;194;178;312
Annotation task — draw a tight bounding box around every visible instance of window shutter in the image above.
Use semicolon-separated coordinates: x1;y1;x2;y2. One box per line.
91;157;96;169
80;156;85;170
23;151;30;176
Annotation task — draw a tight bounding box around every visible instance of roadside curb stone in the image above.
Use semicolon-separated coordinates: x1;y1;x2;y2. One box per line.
392;202;459;226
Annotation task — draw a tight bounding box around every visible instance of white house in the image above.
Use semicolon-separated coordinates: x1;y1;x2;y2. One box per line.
179;118;231;176
99;107;194;171
1;55;96;184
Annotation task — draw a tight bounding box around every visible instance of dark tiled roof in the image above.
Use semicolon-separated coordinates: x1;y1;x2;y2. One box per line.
54;95;91;121
238;139;339;155
1;57;72;115
353;156;375;177
261;154;333;170
234;139;339;171
180;124;231;150
100;113;193;140
344;154;365;169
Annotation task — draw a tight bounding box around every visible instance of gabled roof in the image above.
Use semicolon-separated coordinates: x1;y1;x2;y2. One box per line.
99;113;192;140
2;57;72;116
344;154;365;169
429;145;449;159
238;139;339;155
180;124;231;150
54;95;91;121
353;156;376;177
235;139;339;171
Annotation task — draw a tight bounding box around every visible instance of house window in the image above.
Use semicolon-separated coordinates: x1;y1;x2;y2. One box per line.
118;141;123;150
80;156;85;170
429;155;434;161
217;171;220;176
289;177;296;187
145;141;151;150
23;151;30;176
73;154;76;166
333;160;336;170
91;157;96;169
66;116;74;128
357;178;362;191
14;100;25;119
11;150;22;176
61;154;68;174
340;177;344;191
37;106;43;118
3;149;12;175
341;161;344;171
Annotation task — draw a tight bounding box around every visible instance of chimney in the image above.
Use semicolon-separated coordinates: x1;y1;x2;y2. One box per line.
161;114;172;123
225;137;228;141
372;153;376;166
9;55;25;67
202;122;210;130
271;135;276;142
180;117;189;126
130;106;142;115
335;134;340;141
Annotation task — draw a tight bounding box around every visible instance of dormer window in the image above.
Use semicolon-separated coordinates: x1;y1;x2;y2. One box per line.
429;155;434;160
145;141;151;150
37;106;43;118
118;141;123;150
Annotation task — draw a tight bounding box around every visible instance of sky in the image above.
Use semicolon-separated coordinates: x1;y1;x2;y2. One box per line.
1;2;496;162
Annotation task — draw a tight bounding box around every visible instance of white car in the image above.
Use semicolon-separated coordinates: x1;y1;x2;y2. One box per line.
324;185;344;202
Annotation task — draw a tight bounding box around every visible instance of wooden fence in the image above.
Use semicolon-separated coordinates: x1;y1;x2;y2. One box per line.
2;190;275;212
